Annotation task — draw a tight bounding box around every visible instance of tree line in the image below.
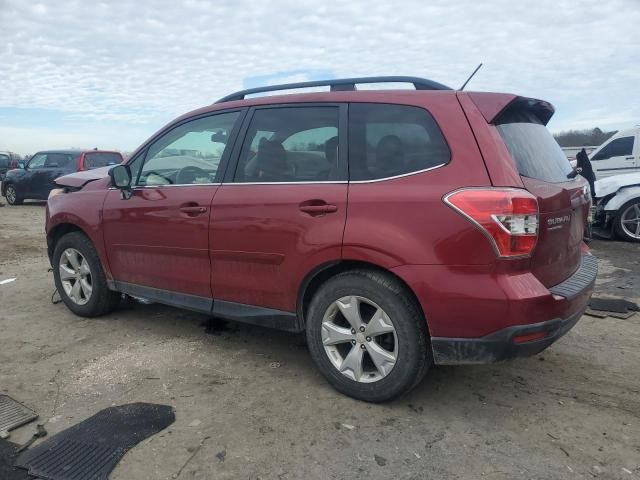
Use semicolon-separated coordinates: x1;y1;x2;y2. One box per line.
553;128;617;147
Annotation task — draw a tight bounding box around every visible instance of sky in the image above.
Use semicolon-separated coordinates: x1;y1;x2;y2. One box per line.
0;0;638;155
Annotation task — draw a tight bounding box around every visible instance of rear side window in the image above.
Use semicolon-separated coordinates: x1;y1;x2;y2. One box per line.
592;136;634;161
348;103;450;181
496;109;572;183
0;154;8;168
84;152;122;169
234;106;340;182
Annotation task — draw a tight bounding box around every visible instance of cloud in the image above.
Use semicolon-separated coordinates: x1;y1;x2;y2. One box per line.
0;0;639;152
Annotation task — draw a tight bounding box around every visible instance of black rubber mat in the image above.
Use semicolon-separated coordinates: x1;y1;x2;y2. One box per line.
589;297;640;313
16;403;174;480
0;438;31;480
0;395;38;434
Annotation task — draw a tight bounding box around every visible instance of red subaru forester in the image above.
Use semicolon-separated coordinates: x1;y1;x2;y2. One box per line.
46;77;596;402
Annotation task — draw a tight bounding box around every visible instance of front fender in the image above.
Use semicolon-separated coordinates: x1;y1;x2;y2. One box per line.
46;187;112;279
602;186;640;211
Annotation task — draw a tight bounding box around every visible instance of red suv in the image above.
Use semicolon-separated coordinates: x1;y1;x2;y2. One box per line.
46;77;597;402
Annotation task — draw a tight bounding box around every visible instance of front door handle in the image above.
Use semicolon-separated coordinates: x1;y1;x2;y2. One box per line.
299;204;338;215
180;205;208;215
625;156;634;160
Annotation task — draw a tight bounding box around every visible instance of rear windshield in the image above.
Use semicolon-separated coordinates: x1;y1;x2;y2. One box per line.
496;111;572;183
84;152;122;169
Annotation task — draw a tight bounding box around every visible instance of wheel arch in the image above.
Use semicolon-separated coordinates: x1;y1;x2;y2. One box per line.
47;223;90;263
297;259;430;335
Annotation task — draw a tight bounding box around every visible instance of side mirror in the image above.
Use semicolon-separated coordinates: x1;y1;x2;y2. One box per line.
17;162;26;169
109;164;133;199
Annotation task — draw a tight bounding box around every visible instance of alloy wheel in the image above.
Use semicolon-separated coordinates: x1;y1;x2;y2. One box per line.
621;203;640;240
6;185;16;204
59;248;93;305
321;295;398;383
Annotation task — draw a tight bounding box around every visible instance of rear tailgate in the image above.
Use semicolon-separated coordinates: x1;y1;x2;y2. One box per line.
466;94;591;287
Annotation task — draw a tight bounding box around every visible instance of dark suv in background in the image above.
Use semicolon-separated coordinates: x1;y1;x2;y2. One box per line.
2;149;123;205
45;77;596;402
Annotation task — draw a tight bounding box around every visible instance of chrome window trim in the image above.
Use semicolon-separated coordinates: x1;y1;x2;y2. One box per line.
223;180;349;186
105;163;447;189
108;183;222;190
349;163;447;183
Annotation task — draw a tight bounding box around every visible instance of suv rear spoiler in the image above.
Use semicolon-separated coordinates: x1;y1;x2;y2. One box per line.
464;93;555;126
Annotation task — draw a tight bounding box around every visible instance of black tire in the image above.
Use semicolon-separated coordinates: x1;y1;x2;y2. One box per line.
52;232;120;317
306;269;431;402
613;199;640;243
5;184;23;205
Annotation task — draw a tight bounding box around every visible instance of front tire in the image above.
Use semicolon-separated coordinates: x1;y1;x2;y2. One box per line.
5;184;23;205
614;199;640;243
52;232;120;317
306;269;431;402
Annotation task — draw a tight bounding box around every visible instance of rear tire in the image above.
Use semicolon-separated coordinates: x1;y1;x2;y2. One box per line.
306;269;431;402
614;199;640;243
52;232;120;317
5;184;23;205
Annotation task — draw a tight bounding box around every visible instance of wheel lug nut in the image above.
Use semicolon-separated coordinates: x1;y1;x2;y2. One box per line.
359;326;365;332
351;339;356;345
366;336;371;342
351;329;356;334
360;344;366;349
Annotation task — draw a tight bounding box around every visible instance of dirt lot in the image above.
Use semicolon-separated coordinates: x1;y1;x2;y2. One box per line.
1;201;639;480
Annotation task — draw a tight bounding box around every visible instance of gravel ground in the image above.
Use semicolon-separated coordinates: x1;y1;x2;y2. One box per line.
1;201;639;480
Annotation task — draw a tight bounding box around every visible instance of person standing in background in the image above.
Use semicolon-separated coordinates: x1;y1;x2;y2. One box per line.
576;148;596;198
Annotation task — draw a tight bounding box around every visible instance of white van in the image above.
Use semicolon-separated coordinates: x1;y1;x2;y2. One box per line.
589;127;639;179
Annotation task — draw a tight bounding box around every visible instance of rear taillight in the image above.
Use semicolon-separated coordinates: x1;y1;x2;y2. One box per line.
444;188;539;258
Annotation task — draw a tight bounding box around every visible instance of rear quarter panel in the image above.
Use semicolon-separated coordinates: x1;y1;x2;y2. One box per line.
343;93;494;267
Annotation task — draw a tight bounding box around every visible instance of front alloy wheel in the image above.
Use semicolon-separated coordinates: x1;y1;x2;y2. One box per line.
59;248;93;305
322;296;398;383
5;184;21;205
620;202;640;240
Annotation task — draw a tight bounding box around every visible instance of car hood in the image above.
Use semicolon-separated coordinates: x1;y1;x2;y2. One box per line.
55;166;111;188
595;172;640;197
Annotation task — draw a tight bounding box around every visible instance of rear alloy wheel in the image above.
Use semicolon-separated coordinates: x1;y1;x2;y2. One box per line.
321;296;398;383
306;270;431;402
5;184;23;205
614;199;640;243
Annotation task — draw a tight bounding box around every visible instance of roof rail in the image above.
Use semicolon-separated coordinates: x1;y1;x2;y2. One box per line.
215;76;452;103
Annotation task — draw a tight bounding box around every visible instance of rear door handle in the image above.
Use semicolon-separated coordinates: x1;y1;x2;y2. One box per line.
625;156;634;160
299;204;338;215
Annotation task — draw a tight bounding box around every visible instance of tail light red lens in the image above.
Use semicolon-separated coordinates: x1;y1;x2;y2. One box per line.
444;188;539;258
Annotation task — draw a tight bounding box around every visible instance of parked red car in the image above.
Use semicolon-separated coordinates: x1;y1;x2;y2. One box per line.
46;77;596;402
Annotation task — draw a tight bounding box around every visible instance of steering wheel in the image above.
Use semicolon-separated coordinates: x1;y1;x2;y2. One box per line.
176;166;211;185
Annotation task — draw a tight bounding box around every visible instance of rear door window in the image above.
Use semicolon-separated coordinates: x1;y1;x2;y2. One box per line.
591;136;634;161
234;106;341;182
496;112;572;183
84;152;122;169
348;103;450;181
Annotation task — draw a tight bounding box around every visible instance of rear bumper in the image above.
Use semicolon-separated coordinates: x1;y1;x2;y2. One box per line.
392;253;597;364
431;307;585;364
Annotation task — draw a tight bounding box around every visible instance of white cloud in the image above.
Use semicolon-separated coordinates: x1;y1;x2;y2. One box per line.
0;0;639;152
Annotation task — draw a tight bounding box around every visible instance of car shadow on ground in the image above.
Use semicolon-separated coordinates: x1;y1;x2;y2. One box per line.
101;298;626;416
